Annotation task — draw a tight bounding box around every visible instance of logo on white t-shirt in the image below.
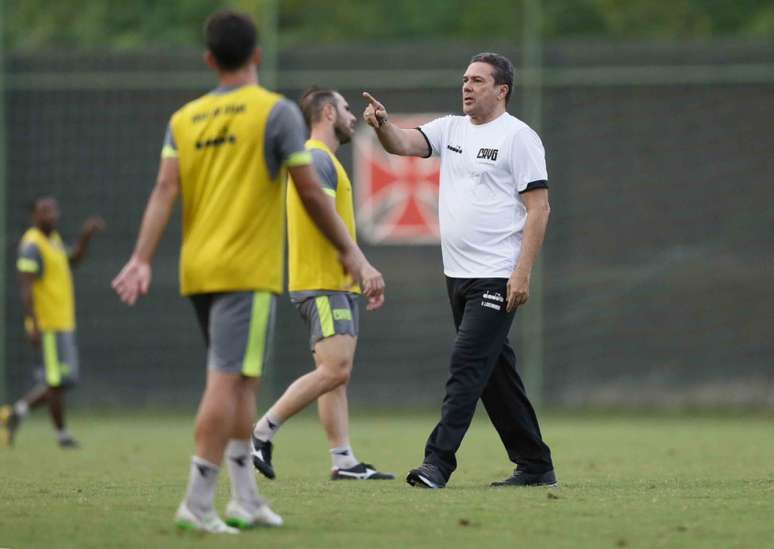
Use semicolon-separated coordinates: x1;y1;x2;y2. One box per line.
476;148;499;161
419;113;549;278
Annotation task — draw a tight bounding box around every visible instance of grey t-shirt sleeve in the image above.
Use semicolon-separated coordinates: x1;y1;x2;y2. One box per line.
264;99;310;179
161;123;178;158
17;242;43;277
310;149;338;194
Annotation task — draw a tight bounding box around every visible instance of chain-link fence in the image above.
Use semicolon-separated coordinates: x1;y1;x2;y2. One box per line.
3;41;773;409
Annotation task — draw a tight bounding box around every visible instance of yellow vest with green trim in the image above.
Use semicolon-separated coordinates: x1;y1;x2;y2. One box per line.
169;85;287;295
18;228;75;331
287;139;360;294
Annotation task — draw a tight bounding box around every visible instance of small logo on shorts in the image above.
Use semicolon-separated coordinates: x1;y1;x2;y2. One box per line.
333;309;352;321
481;291;504;311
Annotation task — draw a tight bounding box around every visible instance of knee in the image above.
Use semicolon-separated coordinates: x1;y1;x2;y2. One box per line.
450;338;490;366
318;360;352;389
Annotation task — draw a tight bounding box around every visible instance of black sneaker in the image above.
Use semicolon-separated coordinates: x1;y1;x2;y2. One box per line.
406;463;446;489
251;435;275;480
331;462;395;480
58;436;80;449
491;469;557;487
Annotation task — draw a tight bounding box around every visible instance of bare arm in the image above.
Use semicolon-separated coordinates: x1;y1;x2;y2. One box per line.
69;216;105;267
506;188;551;312
290;163;359;256
112;157;180;305
18;272;40;346
131;158;180;262
362;92;430;157
290;163;385;310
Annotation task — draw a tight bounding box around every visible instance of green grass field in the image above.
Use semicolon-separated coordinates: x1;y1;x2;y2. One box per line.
1;411;772;549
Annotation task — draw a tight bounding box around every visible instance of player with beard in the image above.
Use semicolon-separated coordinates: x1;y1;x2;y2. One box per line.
251;88;394;481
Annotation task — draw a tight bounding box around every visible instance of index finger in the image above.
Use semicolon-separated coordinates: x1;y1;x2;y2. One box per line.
362;91;380;106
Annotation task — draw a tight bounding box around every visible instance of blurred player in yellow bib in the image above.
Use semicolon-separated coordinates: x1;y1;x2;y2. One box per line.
0;197;103;449
250;88;392;482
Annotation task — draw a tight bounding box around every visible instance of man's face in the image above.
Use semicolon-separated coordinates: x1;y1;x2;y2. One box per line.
462;62;507;118
34;198;60;232
332;93;357;145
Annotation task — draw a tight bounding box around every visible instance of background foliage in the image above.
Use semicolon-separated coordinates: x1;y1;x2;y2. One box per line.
5;0;774;51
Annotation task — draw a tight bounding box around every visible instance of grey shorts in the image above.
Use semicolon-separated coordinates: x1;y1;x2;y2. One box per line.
35;330;79;388
292;292;359;351
190;291;276;377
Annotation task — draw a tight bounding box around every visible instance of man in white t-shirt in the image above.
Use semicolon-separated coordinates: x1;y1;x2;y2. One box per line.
363;52;555;489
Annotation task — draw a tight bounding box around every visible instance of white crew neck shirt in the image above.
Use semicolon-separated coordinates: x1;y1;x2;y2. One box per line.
419;112;548;278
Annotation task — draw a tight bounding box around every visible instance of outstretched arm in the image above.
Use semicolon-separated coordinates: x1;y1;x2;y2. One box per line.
112;157;180;305
362;92;430;157
69;216;105;267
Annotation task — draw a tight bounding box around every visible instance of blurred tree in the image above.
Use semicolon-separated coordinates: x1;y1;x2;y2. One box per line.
3;0;772;51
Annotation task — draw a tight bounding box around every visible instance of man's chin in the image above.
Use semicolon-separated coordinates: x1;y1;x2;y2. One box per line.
336;129;354;145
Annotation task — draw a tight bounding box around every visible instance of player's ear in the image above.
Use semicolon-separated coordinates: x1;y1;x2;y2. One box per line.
203;51;218;71
324;102;336;122
252;47;262;68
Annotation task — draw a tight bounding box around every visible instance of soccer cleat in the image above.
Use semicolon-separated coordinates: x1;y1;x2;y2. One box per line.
175;502;239;534
490;468;558;487
331;462;395;480
58;436;80;449
251;434;275;479
224;499;283;528
406;463;446;489
0;405;20;448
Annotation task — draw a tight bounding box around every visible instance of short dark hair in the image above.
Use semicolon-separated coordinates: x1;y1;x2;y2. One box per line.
470;52;515;103
300;87;338;128
29;195;54;213
204;10;258;71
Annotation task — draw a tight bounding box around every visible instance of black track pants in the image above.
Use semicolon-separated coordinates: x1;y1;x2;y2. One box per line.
423;277;553;481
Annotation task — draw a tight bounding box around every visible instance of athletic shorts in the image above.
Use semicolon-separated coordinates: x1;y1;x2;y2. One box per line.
292;293;359;351
190;291;276;377
35;331;79;388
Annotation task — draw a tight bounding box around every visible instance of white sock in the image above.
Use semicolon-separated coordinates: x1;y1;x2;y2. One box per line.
253;412;283;442
226;440;262;507
330;445;359;469
14;400;29;418
184;456;220;515
56;428;71;442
